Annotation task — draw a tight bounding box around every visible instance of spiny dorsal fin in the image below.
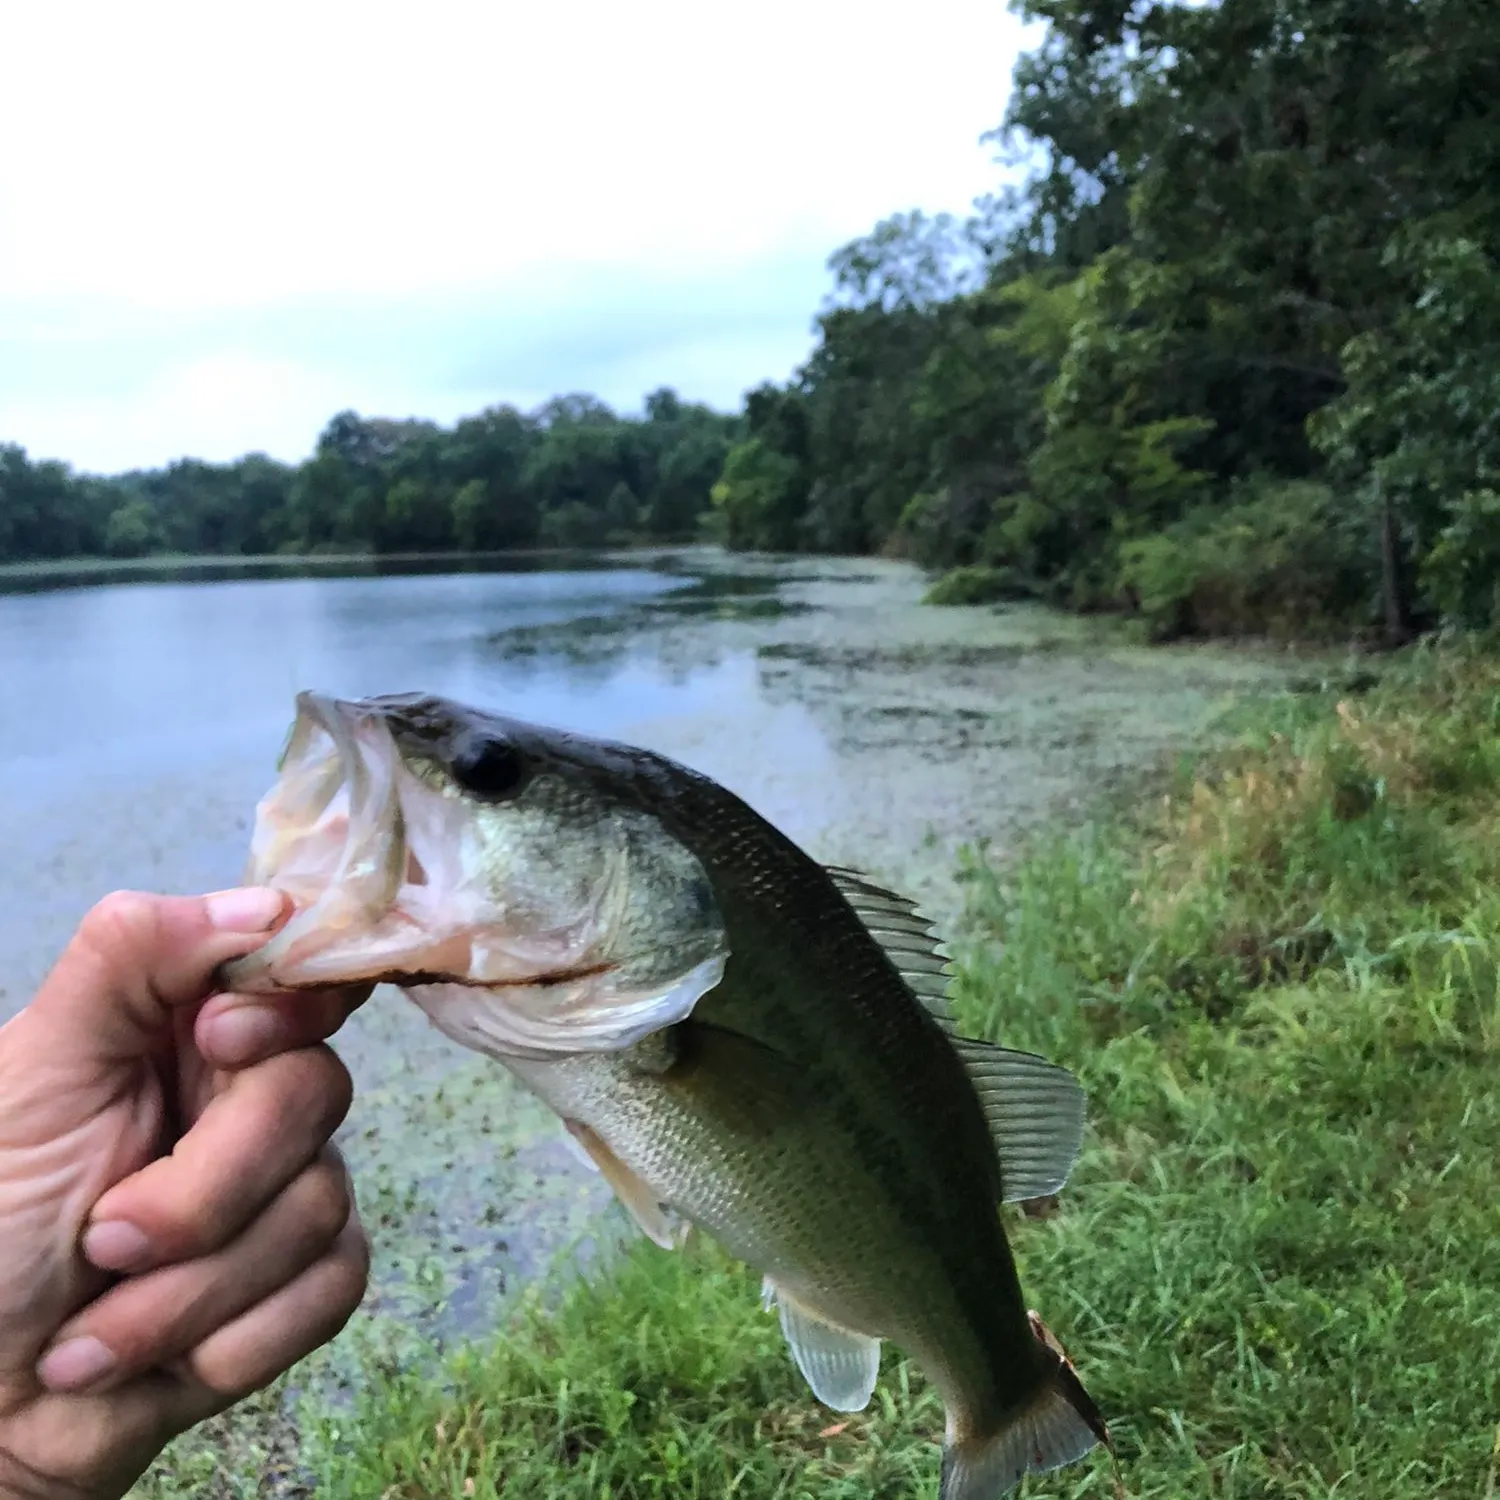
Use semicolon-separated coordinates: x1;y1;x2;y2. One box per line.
951;1039;1085;1203
825;865;957;1034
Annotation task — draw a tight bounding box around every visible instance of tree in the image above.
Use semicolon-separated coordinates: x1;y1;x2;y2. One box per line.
1310;230;1500;632
102;499;159;558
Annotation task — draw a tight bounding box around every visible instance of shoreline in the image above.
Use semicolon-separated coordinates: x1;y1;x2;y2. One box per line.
4;553;1318;1364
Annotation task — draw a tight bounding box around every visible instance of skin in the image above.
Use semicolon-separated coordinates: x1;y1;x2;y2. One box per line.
0;887;371;1500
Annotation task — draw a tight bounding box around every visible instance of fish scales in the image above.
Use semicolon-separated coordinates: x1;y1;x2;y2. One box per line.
222;691;1111;1499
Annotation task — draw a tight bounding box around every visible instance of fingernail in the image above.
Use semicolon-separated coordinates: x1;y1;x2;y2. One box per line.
81;1219;153;1273
38;1336;116;1392
205;886;286;933
203;1005;286;1065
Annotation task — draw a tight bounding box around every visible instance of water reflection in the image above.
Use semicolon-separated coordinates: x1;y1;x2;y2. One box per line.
0;548;673;597
0;558;775;787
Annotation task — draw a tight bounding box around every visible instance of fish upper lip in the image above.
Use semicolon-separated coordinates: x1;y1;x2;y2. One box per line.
293;690;391;854
293;689;368;765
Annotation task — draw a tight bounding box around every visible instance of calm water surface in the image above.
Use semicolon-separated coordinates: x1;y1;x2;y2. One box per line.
0;558;748;785
0;551;1305;1350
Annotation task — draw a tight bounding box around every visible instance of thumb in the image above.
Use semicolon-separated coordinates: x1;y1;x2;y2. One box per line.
19;889;289;1064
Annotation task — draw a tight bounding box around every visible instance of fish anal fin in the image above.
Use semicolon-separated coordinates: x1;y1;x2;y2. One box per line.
940;1313;1110;1499
562;1120;680;1250
952;1038;1085;1203
763;1277;881;1413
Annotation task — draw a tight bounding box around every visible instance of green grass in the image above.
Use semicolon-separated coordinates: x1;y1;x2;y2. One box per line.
138;636;1500;1497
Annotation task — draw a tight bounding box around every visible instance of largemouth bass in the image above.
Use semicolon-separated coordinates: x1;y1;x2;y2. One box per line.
223;691;1110;1498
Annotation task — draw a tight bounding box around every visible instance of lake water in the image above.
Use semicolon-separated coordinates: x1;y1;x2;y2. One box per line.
1;557;751;791
0;549;1308;1346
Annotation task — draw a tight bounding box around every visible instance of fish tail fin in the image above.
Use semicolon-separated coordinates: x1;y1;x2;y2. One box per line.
940;1311;1113;1500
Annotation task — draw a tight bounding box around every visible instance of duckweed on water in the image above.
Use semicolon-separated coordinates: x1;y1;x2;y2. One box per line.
139;638;1500;1498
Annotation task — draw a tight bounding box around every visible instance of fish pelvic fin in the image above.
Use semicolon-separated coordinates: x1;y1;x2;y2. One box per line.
762;1278;881;1413
940;1312;1112;1500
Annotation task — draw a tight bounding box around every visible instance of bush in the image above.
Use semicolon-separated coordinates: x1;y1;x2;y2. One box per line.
922;564;1034;606
102;499;160;558
1118;479;1373;641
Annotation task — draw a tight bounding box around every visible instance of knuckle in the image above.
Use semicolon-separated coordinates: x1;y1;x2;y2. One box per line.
308;1048;354;1133
290;1158;352;1247
323;1240;371;1324
77;889;160;961
274;1045;353;1139
191;1192;247;1252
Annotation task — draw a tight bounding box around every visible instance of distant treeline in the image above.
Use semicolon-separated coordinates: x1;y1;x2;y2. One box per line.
0;390;735;560
6;0;1500;641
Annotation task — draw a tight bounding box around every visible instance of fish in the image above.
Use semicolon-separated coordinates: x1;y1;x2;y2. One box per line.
222;690;1111;1499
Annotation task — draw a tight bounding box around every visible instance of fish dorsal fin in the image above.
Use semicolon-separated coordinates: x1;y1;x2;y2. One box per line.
563;1120;683;1250
825;865;957;1034
762;1277;881;1413
951;1039;1085;1203
825;866;1085;1201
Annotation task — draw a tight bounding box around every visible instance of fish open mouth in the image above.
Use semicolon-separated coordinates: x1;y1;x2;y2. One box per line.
219;690;727;1059
224;691;433;989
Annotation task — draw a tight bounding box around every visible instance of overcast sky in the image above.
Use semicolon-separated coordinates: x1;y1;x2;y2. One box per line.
0;1;1035;475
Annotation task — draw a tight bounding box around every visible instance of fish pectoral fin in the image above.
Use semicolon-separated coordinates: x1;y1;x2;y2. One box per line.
560;1123;603;1174
763;1278;881;1413
562;1120;682;1251
952;1039;1086;1203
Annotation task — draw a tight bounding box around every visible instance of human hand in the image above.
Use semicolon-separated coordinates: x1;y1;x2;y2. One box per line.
0;889;372;1500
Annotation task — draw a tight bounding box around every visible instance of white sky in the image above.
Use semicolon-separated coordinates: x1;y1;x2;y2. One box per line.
0;0;1035;474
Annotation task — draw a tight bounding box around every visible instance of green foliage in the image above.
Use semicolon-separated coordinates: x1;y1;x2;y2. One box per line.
450;478;490;553
1424;489;1500;629
922;564;1032;607
538;501;611;550
0;391;737;565
102;498;160;558
1118;480;1372;641
710;438;806;552
1311;232;1500;627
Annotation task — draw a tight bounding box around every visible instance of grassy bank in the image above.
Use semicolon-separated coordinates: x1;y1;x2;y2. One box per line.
140;637;1500;1497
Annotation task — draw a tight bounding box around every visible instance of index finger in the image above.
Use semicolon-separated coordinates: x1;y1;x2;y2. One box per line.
22;888;289;1065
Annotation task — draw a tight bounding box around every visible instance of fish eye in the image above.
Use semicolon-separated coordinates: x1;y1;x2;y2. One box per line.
449;736;528;800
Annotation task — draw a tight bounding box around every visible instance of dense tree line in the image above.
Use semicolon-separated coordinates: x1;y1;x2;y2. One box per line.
714;0;1500;639
6;0;1500;640
0;389;736;562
